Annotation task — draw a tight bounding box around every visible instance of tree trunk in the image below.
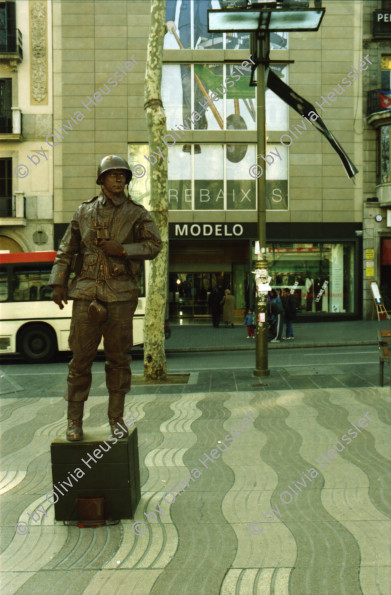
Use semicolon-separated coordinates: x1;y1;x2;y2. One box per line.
143;0;168;380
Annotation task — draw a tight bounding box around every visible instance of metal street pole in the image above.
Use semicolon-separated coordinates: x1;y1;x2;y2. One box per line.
254;32;270;377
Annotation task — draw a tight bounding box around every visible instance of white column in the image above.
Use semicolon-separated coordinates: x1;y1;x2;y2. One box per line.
11;107;22;134
330;244;344;313
13;191;25;218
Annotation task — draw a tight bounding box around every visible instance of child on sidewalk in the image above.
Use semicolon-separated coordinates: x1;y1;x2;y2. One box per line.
244;309;255;339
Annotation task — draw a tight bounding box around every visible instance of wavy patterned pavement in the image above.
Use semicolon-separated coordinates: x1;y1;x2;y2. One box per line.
0;385;390;594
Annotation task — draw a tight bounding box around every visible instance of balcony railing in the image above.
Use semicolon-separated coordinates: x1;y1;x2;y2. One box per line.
0;115;12;133
0;194;26;219
367;89;391;116
0;28;23;60
0;197;12;218
0;108;22;136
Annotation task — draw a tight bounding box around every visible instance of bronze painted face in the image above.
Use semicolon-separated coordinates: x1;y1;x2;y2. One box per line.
101;169;127;196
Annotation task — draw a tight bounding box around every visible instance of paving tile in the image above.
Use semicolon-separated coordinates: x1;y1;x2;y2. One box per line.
1;385;390;594
310;374;345;388
283;376;320;390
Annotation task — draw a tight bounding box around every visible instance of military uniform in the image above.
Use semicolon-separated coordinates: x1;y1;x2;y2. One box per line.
49;193;162;406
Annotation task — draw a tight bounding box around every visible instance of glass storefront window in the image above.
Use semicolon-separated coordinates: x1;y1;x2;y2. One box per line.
163;1;288;51
227;144;256;210
129;143;288;212
169;271;231;318
194;144;224;210
128;143;151;209
168;145;192;210
258;243;356;315
162;63;288;133
267;65;289;131
264;144;288;210
164;0;250;51
270;32;288;50
162;63;257;132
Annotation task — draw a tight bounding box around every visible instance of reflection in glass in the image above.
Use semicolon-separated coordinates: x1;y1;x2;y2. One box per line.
225;63;256;133
165;143;288;211
264;144;288;210
266;65;289;131
226;144;256;210
162;63;287;132
270;32;288;50
128;143;151;209
194;145;224;210
169;271;232;318
168;145;192;210
0;270;8;301
164;0;250;50
165;0;222;50
193;63;223;131
12;268;52;301
162;63;258;132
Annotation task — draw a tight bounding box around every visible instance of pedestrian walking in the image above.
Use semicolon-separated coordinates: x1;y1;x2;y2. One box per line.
282;287;297;340
269;289;284;342
244;309;255;338
220;289;235;327
50;155;162;441
209;285;224;327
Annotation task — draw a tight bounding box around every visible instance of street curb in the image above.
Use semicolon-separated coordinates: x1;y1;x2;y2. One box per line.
165;341;377;353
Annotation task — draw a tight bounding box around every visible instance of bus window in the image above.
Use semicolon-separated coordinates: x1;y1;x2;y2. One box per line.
0;269;8;301
12;267;52;301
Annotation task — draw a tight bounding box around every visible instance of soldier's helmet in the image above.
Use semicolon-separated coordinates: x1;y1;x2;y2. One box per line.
96;155;133;184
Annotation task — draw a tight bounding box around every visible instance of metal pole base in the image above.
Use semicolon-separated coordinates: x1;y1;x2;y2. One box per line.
253;368;270;377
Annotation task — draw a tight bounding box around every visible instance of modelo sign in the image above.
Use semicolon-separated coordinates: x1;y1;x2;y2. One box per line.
173;223;244;238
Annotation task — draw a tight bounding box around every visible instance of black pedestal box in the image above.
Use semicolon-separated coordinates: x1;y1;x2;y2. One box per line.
50;428;140;521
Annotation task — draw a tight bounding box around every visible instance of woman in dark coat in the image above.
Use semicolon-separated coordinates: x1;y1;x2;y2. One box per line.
282;287;297;340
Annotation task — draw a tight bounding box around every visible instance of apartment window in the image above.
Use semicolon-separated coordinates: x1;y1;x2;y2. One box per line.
0;79;12;133
0;1;16;53
0;158;12;217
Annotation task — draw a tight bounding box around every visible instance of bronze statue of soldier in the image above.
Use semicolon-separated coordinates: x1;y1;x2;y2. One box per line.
49;155;162;441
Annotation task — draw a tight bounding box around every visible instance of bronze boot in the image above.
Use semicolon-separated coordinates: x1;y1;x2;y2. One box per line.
108;394;128;438
66;401;84;441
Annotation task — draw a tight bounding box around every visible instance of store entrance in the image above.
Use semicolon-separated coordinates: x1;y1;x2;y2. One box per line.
169;272;231;318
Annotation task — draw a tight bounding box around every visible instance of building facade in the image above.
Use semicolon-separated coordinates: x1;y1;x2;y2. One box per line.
19;0;389;321
0;0;54;253
362;0;391;318
158;0;364;321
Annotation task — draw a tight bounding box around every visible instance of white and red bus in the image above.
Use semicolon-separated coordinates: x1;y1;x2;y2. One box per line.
0;251;147;362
